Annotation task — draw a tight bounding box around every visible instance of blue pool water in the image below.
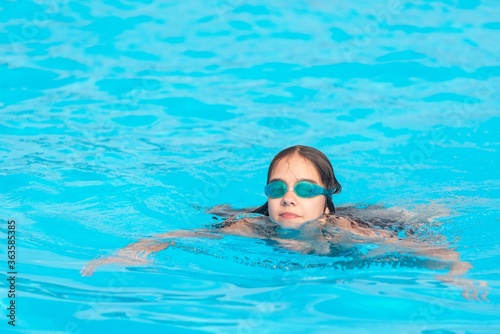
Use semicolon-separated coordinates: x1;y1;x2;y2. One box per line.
1;0;499;332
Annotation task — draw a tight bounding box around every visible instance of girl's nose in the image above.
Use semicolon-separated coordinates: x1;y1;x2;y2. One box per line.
281;190;297;206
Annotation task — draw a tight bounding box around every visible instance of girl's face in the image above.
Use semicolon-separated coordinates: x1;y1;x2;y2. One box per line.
267;154;328;229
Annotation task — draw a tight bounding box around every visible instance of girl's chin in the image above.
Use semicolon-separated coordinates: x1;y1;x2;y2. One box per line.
273;218;307;229
270;214;326;229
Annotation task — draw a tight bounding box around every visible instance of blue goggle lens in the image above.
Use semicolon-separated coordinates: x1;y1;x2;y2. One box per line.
264;180;331;198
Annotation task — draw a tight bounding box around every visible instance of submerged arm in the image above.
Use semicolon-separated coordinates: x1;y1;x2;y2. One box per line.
81;229;222;276
337;215;487;300
81;218;262;277
415;244;488;301
377;237;487;300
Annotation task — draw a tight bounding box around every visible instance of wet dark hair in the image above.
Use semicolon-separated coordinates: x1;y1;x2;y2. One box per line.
252;145;342;215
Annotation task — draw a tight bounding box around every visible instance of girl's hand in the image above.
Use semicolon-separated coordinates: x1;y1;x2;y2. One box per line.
81;240;174;276
436;260;489;301
435;274;489;302
80;255;150;277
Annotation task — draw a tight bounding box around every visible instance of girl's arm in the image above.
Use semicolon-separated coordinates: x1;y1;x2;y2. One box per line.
81;218;263;277
404;243;488;301
370;237;487;301
81;229;222;276
336;215;488;301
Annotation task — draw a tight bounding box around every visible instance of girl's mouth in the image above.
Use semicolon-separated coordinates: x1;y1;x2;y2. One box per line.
279;212;300;219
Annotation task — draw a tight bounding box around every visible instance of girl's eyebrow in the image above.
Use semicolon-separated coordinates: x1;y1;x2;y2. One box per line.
298;178;319;184
269;178;319;184
269;178;285;183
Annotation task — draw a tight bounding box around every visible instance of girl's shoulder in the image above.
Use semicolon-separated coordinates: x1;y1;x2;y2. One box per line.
211;214;277;239
325;213;359;228
324;213;395;238
335;205;411;232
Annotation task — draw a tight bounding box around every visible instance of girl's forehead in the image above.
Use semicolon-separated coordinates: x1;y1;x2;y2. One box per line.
270;155;321;181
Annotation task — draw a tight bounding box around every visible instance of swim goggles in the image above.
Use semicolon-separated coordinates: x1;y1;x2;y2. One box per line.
264;180;332;199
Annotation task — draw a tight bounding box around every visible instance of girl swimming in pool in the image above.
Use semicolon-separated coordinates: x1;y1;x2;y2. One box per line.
82;145;486;300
